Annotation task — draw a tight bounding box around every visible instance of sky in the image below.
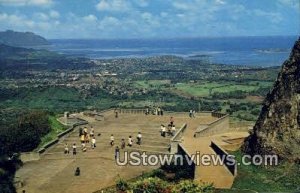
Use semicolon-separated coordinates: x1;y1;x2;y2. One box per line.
0;0;299;39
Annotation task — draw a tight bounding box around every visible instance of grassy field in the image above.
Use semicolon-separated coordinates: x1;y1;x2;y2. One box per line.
173;81;272;97
37;115;67;149
217;151;300;193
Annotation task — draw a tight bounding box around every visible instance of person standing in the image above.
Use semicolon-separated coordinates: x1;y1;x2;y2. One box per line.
115;109;118;118
128;136;133;147
83;127;88;136
64;143;69;154
189;110;193;118
161;125;166;137
90;127;94;137
171;125;176;136
137;132;142;145
72;143;77;155
170;117;174;126
80;134;85;144
115;146;120;160
91;137;96;149
192;110;196;118
110;134;114;146
82;142;87;152
121;138;126;149
79;127;83;137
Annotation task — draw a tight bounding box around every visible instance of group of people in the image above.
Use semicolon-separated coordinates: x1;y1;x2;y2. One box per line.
63;126;97;155
189;109;196;118
64;143;80;155
79;126;97;151
110;132;143;160
145;106;164;116
63;124;145;160
160;117;176;137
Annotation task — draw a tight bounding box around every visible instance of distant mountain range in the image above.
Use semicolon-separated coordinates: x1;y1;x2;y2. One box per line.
0;30;49;47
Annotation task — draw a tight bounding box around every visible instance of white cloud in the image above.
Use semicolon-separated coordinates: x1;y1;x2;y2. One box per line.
96;0;130;12
0;0;53;6
34;12;49;20
134;0;149;7
49;10;59;18
0;13;33;28
83;14;97;22
98;16;120;30
141;12;151;20
253;9;283;23
172;1;190;10
277;0;299;9
215;0;226;5
0;12;55;35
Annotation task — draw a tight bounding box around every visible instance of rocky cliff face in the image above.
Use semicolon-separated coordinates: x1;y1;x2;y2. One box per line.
243;37;300;162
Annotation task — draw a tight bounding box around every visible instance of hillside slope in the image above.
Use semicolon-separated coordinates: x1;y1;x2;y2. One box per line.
243;37;300;162
0;30;49;46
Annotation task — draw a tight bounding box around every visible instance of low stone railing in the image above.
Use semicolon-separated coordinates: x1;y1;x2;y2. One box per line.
194;113;229;137
170;123;187;154
211;111;227;118
36;120;88;155
118;108;146;114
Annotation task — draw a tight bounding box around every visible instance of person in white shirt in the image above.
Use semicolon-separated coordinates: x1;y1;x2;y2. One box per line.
128;136;133;147
137;132;142;145
91;137;96;149
161;125;166;137
72;143;77;155
171;125;176;136
64;143;69;154
90;127;94;137
110;134;114;146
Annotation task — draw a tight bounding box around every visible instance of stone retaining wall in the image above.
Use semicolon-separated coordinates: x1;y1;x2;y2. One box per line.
170;123;187;154
20;152;40;163
194;114;230;137
210;141;237;176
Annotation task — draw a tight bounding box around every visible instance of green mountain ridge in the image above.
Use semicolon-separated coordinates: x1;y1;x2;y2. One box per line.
0;30;50;47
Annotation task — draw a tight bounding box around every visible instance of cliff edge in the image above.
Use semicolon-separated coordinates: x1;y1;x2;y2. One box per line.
243;37;300;162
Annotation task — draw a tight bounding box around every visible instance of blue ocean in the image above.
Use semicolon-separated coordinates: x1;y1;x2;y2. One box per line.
43;36;297;67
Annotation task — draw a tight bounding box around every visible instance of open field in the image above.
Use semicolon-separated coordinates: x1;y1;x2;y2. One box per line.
173;81;273;98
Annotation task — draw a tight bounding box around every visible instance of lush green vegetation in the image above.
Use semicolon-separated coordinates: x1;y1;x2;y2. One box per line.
173;81;269;97
0;110;51;193
98;169;214;193
0;156;22;193
217;151;300;193
0;86;116;113
37;115;67;149
0;111;51;155
115;177;213;193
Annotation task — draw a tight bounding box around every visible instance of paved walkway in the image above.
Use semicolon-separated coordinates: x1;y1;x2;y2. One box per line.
16;111;216;193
